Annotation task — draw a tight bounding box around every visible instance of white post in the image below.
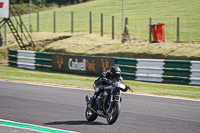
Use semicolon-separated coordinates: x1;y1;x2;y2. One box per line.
29;0;32;33
190;25;192;41
5;23;7;46
138;25;140;39
171;20;173;30
122;0;124;38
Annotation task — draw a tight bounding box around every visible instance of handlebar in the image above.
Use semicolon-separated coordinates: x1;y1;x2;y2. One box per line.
102;78;133;92
128;87;134;92
103;78;115;85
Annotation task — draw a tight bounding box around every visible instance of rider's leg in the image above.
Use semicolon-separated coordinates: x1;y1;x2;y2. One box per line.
91;84;103;107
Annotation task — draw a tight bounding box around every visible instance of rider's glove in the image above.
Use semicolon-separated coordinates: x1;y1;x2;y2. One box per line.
122;85;130;92
126;85;130;88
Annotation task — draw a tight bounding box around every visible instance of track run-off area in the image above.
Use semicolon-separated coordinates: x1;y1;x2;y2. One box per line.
0;80;200;133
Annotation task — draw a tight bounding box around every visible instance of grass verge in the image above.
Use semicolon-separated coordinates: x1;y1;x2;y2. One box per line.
6;0;200;42
1;32;200;65
0;65;200;100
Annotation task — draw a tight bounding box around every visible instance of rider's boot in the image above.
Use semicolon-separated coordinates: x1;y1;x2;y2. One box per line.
90;91;100;108
90;97;95;108
90;84;100;108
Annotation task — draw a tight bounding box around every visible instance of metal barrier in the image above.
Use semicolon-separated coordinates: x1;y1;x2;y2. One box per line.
8;49;52;70
115;57;200;85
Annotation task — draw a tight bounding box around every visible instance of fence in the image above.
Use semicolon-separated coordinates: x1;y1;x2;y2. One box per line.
8;49;200;85
115;57;200;85
1;11;199;42
8;49;52;70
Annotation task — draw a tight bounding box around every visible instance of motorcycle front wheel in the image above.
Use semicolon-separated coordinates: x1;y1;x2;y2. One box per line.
106;102;121;124
85;107;98;122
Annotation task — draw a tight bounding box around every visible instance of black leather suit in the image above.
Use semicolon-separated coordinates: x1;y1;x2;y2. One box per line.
93;70;123;98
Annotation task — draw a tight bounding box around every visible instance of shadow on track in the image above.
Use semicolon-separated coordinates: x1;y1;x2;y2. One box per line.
44;120;107;125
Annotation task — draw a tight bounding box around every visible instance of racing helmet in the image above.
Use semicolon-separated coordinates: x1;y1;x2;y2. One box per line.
110;66;121;79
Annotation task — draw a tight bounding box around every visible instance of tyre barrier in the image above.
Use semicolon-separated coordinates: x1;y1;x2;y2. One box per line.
115;57;200;85
8;49;200;85
8;49;52;70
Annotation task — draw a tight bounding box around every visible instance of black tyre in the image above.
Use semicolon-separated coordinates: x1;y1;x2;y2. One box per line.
85;107;98;121
106;102;121;124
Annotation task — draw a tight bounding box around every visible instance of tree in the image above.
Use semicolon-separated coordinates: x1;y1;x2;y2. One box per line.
11;0;89;6
33;0;46;7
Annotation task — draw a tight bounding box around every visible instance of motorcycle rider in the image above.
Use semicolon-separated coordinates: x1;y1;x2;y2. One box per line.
90;66;130;108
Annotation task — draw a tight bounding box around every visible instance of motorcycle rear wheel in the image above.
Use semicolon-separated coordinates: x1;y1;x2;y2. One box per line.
85;107;98;121
106;102;120;124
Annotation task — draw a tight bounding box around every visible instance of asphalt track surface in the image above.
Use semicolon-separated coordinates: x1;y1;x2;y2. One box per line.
0;80;200;133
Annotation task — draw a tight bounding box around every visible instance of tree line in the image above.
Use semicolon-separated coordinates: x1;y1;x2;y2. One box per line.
12;0;90;6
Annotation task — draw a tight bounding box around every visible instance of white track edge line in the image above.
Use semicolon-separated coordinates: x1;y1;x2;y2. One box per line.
0;79;199;102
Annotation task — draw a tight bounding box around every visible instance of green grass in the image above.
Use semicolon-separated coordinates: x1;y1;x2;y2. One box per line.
0;65;200;100
1;1;200;100
1;32;200;67
5;0;200;42
39;33;200;60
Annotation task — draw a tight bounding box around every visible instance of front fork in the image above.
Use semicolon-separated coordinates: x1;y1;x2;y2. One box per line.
108;86;122;113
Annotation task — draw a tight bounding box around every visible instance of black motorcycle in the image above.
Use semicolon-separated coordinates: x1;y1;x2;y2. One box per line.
85;80;133;124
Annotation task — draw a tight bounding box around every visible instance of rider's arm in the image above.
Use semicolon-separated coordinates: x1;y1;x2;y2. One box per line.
94;71;107;85
94;74;103;85
119;76;124;83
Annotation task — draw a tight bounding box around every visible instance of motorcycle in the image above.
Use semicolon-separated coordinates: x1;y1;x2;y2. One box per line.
85;79;133;124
